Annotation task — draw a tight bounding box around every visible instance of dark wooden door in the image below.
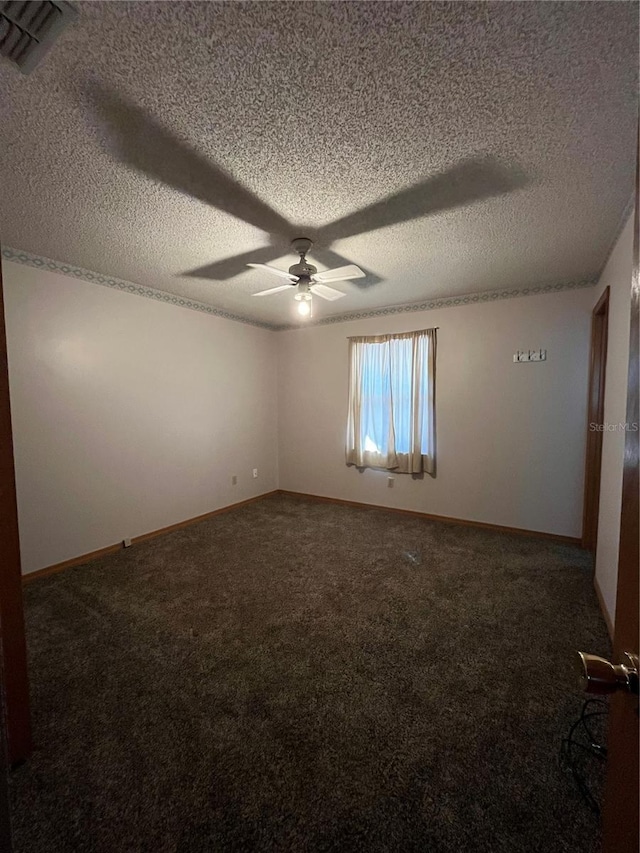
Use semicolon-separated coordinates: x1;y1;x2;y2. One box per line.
0;250;32;766
582;287;610;551
601;141;640;853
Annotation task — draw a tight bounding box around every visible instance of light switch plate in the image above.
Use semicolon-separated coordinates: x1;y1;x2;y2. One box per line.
514;349;546;363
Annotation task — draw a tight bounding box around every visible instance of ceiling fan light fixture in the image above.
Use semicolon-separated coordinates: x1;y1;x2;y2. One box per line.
297;298;311;317
294;288;312;317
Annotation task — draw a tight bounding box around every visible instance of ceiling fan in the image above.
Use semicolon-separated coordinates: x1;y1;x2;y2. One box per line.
249;238;363;317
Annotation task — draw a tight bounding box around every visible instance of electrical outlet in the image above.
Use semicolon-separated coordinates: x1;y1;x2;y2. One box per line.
231;474;237;485
123;538;132;548
252;468;258;479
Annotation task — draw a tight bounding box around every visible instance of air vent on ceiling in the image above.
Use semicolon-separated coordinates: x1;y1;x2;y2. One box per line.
0;0;76;74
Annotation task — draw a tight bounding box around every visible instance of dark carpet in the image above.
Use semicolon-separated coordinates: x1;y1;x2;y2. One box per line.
9;494;610;853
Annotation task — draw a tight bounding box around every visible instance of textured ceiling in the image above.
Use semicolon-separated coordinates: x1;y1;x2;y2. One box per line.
0;1;637;328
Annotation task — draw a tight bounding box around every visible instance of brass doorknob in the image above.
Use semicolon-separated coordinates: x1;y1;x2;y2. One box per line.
576;651;639;695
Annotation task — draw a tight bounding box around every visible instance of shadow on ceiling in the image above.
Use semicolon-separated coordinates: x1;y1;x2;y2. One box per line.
87;82;530;289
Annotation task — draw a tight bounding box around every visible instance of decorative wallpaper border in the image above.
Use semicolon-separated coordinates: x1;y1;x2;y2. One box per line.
1;247;273;330
3;245;597;333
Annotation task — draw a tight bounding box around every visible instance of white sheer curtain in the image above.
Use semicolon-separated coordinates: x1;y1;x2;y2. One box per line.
346;328;436;474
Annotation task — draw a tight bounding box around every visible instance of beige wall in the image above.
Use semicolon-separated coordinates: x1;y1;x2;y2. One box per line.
277;287;596;539
592;216;634;630
7;251;626;579
3;261;279;575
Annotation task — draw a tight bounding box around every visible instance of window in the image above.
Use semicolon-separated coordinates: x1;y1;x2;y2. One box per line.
346;329;436;474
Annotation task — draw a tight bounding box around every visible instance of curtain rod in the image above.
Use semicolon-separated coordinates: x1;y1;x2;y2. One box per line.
347;327;439;339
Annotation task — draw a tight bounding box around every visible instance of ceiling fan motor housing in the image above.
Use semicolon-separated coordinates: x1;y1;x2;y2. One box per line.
288;261;317;278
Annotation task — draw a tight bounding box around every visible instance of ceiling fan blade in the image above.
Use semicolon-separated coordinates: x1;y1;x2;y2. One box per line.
181;246;283;281
248;263;298;282
318;156;528;242
88;84;292;239
312;264;365;283
311;248;383;289
310;283;346;301
253;284;295;297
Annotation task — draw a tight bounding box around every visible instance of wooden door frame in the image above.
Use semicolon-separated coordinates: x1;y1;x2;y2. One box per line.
0;641;13;853
582;286;610;551
601;135;640;853
0;251;32;767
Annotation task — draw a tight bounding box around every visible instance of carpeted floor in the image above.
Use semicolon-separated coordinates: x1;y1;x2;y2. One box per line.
9;494;610;853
